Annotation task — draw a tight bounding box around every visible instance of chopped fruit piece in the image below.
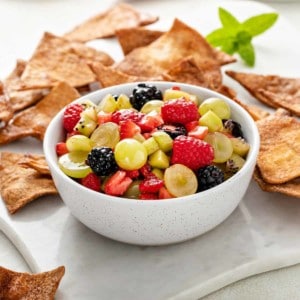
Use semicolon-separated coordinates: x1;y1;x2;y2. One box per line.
230;137;250;157
80;173;101;192
58;152;91;178
157;124;187;139
185;121;199;132
152;131;173;152
152;168;164;180
171;136;214;170
226;153;246;174
98;94;117;113
143;137;160;155
161;98;199;124
132;133;145;142
56;142;68;156
223;119;244;138
74;114;97;136
130;83;163;111
158;186;173;199
114;139;148;170
111;109;144;124
188;126;208;140
199;110;223;132
124;180;142;199
139;164;153;177
199;97;231;120
97;111;112;125
82;105;97;122
104;170;133;196
116;94;132;110
63;103;83;133
149;150;170;169
163;88;198;104
119;119;141;139
196;165;224;192
87;147;118;176
139;176;164;193
66;135;92;152
125;169;140;179
204;132;233;163
140;100;164;114
137;111;164;132
139;193;159;200
90;122;120;149
164;164;198;197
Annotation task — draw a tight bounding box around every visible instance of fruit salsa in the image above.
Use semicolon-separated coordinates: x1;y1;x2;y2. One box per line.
56;83;250;199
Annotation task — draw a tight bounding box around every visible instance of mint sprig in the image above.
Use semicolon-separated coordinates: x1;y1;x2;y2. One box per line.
207;8;278;66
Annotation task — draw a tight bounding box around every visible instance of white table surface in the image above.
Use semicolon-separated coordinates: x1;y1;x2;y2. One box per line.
0;0;300;299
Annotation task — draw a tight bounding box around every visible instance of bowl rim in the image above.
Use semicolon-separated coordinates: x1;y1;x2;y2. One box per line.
43;81;260;205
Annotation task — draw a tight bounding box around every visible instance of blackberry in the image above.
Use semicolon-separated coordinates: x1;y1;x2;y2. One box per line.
129;83;163;111
223;119;244;138
86;147;118;176
196;165;224;192
157;124;187;139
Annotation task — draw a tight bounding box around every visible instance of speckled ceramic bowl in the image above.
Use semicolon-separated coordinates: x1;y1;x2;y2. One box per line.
44;82;259;246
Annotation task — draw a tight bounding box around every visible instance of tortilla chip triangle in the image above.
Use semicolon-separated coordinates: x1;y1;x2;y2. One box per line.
0;82;13;126
226;70;300;116
64;3;158;42
0;265;65;299
0;152;57;214
256;112;300;184
0;82;80;145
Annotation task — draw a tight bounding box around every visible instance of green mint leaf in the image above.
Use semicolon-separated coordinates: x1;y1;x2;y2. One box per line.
221;40;238;55
219;7;240;32
238;42;255;66
242;13;278;37
236;31;252;45
206;28;233;47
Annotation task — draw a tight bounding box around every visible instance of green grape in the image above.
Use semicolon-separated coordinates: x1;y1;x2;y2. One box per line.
140;100;164;114
66;135;93;152
123;180;142;199
152;131;173;152
97;94;117;113
164;164;198;197
163;89;199;105
230;137;250;157
199;110;223;132
226;153;246;174
148;150;170;169
199;97;231;120
114;139;148;170
58;152;91;178
90;122;120;149
116;94;132;110
204;132;233;163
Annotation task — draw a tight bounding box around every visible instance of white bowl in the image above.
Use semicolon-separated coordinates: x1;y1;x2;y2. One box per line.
44;82;260;246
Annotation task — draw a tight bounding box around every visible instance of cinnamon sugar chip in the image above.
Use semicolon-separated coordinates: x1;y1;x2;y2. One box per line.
64;3;158;42
0;82;80;145
18;153;51;175
0;265;65;299
115;19;222;89
232;97;270;121
14;32;113;90
0;152;57;214
226;70;300;115
256;113;300;184
90;62;161;88
0;82;13;126
253;167;300;198
4;60;49;112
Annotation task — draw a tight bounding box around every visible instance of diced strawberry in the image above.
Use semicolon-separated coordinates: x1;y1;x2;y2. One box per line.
185;121;199;132
119;119;141;139
188;126;208;139
139;176;164;193
172;86;181;90
56;142;68;156
111;109;144;124
158;187;173;199
97;111;112;125
142;132;152;140
63;103;83;132
137;112;164;132
139;164;153;178
139;193;159;200
80;173;101;192
125;169;140;179
104;170;133;196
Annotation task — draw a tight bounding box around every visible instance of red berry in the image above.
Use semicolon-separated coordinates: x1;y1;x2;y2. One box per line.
111;109;144;124
56;142;68;156
171;136;214;170
125;169;140;179
139;176;164;193
158;187;173;199
185;121;199;132
188;126;208;140
119;120;141;139
139;164;153;178
80;173;101;192
139;193;159;200
136;112;164;132
161;98;199;125
172;86;181;90
63;103;83;132
97;111;112;125
104;170;133;196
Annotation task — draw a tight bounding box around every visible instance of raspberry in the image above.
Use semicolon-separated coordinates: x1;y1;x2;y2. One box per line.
80;173;101;192
171;136;214;170
161;98;199;125
139;176;164;193
111;109;144;124
63;103;83;132
196;165;224;192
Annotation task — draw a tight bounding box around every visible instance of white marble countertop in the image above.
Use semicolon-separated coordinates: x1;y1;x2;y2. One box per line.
1;0;300;299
